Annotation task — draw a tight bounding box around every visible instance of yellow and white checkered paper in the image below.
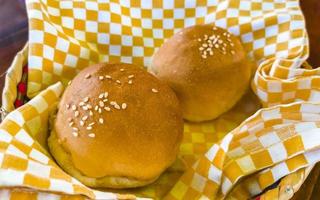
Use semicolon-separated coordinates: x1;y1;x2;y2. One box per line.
1;0;319;199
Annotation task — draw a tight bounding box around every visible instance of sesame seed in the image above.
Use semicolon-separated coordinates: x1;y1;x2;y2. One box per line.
214;44;219;48
99;118;104;124
204;34;208;40
110;101;116;105
122;103;127;109
72;132;79;137
114;104;121;109
223;43;227;47
89;111;93;116
69;122;74;127
94;105;99;111
68;81;72;85
87;104;92;109
98;108;102;113
87;126;93;130
82;106;88;111
209;51;213;55
79;102;85;106
227;38;232;42
67;117;72;122
72;105;77;111
73;127;79;131
230;43;234;46
213;27;217;30
105;75;112;79
222;51;226;55
212;38;218;44
128;80;133;84
198;38;201;42
99;76;104;80
88;133;95;138
80;121;84;126
74;111;79;117
83;97;89;102
231;50;235;55
99;101;105;107
202;43;208;48
104;92;109;98
120;68;124;72
66;104;70;109
99;93;104;99
116;80;121;84
202;55;207;59
85;74;91;79
152;88;158;93
82;116;88;121
104;107;111;111
103;99;108;102
218;40;223;44
89;122;95;126
223;32;227;36
128;75;134;79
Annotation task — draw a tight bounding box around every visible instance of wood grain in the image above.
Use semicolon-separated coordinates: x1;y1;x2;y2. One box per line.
300;0;320;67
0;0;28;105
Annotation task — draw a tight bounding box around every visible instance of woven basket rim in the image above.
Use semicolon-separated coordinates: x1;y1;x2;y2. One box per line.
1;43;28;118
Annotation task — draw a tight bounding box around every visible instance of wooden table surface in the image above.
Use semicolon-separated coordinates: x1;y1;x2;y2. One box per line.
0;0;319;199
0;0;28;102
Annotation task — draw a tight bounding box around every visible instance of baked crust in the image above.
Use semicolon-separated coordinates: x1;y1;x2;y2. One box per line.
49;63;183;188
151;24;252;122
48;129;158;188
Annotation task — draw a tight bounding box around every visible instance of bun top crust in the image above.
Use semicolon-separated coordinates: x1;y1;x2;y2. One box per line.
54;63;183;181
151;24;246;83
150;24;251;121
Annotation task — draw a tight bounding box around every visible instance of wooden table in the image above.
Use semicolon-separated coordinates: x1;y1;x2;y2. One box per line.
0;0;319;199
0;0;28;102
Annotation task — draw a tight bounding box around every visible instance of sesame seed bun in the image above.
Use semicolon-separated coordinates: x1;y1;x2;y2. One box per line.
48;63;183;188
150;24;252;122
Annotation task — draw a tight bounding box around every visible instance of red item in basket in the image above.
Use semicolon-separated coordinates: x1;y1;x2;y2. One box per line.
14;64;28;108
14;99;23;108
17;82;26;94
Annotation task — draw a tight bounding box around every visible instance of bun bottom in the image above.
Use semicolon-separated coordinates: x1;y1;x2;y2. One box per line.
182;87;249;122
48;130;158;189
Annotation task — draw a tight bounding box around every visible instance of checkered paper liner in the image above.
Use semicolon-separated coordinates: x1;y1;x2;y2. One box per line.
1;0;319;199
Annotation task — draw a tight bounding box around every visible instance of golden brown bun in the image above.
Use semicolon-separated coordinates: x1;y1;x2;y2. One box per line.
48;63;183;188
150;24;251;122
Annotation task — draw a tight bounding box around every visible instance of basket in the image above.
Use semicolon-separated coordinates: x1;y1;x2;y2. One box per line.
0;43;316;199
2;44;28;116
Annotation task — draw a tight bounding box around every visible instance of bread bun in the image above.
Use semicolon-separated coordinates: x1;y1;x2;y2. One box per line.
150;24;251;122
48;63;183;188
